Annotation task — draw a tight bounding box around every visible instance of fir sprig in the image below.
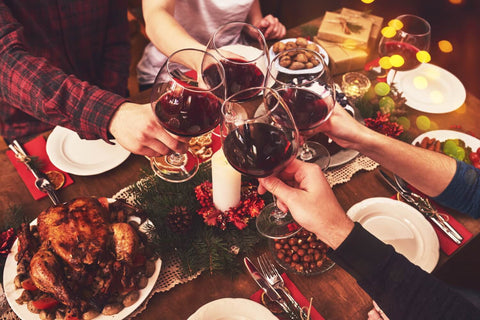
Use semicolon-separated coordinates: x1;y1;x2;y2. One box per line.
122;163;266;276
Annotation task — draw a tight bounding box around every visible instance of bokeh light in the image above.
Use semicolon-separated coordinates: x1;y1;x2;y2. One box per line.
416;115;431;131
449;0;463;4
381;26;396;38
388;19;404;30
396;116;411;130
413;76;428;89
416;51;431;63
361;0;375;3
438;40;453;53
390;55;405;68
374;82;391;96
379;96;395;112
379;56;393;69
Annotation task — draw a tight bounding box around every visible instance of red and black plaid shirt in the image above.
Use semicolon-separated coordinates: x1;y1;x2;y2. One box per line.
0;0;130;142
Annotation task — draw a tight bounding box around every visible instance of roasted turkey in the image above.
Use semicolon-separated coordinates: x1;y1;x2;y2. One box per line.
17;197;149;316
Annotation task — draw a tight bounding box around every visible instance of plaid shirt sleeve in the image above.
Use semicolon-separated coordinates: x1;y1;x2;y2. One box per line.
0;1;128;141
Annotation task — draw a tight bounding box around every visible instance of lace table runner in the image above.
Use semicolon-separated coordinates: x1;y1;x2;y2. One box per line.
0;153;378;320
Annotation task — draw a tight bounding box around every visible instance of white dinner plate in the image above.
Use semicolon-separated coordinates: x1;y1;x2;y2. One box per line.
187;298;277;320
387;63;466;114
268;38;329;75
347;197;439;273
46;126;130;176
3;202;162;320
412;130;480;151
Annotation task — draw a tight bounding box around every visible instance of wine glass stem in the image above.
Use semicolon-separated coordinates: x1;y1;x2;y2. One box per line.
299;143;314;162
389;69;398;86
166;153;186;166
270;195;287;221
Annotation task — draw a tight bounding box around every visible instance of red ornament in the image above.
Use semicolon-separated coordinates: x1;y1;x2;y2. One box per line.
0;228;16;256
364;112;403;138
194;182;265;230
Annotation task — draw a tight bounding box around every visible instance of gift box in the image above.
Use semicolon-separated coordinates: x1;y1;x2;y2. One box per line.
317;11;372;50
340;8;384;48
314;37;368;75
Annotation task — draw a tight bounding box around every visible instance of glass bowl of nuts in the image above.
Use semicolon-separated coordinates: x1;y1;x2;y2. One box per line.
270;229;335;275
269;37;329;75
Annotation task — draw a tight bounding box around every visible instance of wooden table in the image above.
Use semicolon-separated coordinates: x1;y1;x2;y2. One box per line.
2;18;480;320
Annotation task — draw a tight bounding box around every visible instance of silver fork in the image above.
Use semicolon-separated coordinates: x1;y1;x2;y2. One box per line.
257;253;308;319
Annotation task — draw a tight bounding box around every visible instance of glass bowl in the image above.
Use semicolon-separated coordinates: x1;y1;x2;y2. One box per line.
269;229;335;276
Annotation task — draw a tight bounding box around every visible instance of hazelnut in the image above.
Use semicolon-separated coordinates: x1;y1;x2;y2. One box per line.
290;62;305;70
296;37;308;48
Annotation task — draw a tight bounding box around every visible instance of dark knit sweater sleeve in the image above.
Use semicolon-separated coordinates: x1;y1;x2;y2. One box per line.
328;223;480;320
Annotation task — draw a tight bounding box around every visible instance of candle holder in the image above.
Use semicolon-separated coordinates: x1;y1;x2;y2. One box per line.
341;72;371;102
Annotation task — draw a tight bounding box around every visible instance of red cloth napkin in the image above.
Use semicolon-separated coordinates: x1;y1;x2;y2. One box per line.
250;273;324;320
6;135;74;200
390;190;472;255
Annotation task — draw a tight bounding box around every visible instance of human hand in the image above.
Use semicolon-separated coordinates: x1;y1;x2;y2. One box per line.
109;102;188;156
258;159;354;249
255;15;286;40
319;103;374;150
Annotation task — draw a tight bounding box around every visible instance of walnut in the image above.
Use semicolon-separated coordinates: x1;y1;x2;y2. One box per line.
295;37;308;48
279;55;292;68
294;53;308;63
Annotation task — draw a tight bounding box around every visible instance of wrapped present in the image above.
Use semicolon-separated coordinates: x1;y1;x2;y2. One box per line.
340;8;384;47
317;11;372;49
314;37;368;75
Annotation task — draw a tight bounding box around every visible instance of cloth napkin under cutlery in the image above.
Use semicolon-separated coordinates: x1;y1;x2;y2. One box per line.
391;190;472;255
6;135;73;200
251;273;325;320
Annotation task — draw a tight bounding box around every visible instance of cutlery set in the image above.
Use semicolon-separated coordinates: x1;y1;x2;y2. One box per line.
379;169;463;244
8;140;61;205
245;256;308;320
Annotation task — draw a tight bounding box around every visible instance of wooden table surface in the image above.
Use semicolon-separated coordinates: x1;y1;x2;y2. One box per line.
2;17;480;320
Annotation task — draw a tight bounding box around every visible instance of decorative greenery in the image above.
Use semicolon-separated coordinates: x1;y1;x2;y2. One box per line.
124;164;268;276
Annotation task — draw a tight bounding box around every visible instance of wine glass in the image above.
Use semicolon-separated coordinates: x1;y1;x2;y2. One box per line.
206;21;269;99
149;48;226;183
267;48;334;169
378;14;431;85
220;86;301;238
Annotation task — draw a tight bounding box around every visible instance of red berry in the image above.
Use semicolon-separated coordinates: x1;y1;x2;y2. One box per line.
474;162;480;170
469;152;479;163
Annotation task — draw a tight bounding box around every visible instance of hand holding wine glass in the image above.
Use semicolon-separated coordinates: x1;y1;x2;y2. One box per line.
149;48;226;183
267;48;335;169
220;86;301;238
378;14;431;85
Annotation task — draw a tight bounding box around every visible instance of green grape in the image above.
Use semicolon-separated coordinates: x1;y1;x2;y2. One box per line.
455;146;465;161
443;140;458;156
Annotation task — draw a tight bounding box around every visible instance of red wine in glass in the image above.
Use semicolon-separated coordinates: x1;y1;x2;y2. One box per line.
380;41;421;71
277;87;330;134
154;90;222;137
223;122;295;177
204;58;264;100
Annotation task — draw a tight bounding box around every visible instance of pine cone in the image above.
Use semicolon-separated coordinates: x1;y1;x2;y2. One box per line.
167;206;192;233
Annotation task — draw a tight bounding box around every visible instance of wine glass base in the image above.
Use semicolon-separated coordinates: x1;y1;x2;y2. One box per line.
150;151;199;183
256;203;302;239
298;141;330;171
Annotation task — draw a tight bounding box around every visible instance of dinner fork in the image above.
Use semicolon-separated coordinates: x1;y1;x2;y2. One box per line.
8;140;61;205
257;253;308;319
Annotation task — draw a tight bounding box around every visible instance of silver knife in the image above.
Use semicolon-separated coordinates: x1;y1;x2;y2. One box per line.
244;257;301;320
379;170;463;244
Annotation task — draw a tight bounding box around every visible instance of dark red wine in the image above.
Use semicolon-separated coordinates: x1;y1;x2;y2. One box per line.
204;58;264;99
380;41;421;71
277;87;331;133
155;90;222;137
223;123;295;177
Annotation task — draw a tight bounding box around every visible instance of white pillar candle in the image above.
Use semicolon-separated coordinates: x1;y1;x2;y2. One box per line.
212;148;241;212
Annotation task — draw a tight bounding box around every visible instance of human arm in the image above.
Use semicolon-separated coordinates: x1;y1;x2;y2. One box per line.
258;160;480;319
247;0;286;40
142;0;204;69
319;104;456;197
